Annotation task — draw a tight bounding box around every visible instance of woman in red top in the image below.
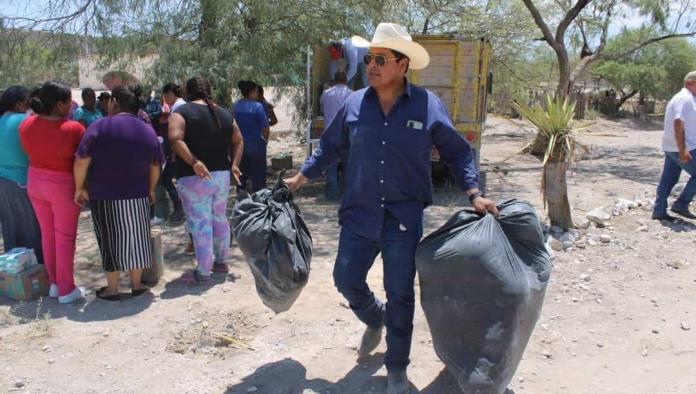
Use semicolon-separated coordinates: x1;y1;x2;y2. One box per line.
19;81;86;304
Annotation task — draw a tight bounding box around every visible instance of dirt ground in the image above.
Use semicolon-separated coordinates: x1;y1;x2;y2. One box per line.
2;110;696;394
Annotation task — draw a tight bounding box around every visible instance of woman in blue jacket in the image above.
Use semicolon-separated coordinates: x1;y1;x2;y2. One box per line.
234;80;270;192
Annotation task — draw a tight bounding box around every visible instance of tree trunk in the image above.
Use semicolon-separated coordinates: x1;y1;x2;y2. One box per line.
555;51;571;99
618;89;638;109
544;161;573;230
573;91;586;120
421;16;430;34
569;54;597;90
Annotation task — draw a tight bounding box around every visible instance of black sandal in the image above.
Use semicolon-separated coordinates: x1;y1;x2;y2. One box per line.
131;288;151;298
96;286;120;302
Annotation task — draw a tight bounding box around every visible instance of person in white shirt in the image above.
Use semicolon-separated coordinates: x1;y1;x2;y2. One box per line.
653;71;696;221
160;83;192;253
320;71;352;199
163;83;186;113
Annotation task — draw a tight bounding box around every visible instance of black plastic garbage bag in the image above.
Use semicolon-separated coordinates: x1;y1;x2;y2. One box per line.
231;177;312;313
416;200;551;394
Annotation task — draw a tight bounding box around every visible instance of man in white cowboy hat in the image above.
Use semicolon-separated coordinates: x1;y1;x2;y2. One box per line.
286;23;497;393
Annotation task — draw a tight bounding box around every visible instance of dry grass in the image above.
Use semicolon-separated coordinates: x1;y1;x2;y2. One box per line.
165;310;260;356
24;298;53;339
0;308;15;328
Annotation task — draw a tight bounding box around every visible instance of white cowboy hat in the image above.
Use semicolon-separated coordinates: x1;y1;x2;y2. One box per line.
351;23;430;70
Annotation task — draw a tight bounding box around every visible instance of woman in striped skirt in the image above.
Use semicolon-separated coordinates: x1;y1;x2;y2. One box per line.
74;86;163;301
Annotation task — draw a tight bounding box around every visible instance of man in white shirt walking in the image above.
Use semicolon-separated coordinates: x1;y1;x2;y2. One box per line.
320;71;352;199
653;71;696;221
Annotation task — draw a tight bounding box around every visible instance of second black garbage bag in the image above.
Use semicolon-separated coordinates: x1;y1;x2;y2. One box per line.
231;177;312;313
416;200;551;394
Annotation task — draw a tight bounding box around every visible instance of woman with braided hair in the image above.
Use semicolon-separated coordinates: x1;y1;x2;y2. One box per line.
169;77;244;283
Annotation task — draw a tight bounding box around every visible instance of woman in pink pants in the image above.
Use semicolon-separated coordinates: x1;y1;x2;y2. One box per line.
19;81;86;304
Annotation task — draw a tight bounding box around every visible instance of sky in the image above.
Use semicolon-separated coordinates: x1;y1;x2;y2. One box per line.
3;1;55;22
2;0;693;43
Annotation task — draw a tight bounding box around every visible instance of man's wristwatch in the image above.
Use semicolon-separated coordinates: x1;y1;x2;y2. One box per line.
468;191;484;204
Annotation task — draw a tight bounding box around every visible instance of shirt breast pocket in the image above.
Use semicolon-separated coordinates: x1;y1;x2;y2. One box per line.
406;119;431;149
406;119;426;132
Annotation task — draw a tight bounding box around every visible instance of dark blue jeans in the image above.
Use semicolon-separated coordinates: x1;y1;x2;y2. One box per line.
153;162;182;219
238;143;267;193
654;150;696;216
161;162;180;206
333;211;423;372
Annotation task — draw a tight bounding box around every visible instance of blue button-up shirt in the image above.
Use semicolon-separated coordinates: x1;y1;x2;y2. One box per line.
301;81;479;241
320;84;353;126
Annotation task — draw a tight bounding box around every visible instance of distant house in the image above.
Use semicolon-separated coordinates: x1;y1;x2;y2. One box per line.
573;73;612;94
78;54;159;89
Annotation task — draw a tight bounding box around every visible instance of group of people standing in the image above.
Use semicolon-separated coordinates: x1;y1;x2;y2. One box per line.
0;75;275;302
1;22;495;393
0;81;160;303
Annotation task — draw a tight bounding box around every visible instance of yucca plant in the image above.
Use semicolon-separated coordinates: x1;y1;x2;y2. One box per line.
512;96;587;230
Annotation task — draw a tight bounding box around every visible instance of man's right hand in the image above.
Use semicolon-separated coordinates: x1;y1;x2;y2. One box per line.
679;150;692;164
284;173;308;193
680;150;692;164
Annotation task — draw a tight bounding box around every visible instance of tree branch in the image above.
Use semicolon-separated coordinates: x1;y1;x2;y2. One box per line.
520;0;556;44
422;14;431;34
4;0;94;30
569;0;614;86
569;53;596;84
618;89;637;107
601;32;696;61
555;0;591;41
593;0;618;56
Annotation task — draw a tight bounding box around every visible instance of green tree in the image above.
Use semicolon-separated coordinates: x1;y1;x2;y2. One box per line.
2;0;380;107
521;0;696;99
593;33;696;109
0;24;79;88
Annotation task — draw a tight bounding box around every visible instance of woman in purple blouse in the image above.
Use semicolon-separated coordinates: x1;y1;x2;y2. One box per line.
74;86;163;302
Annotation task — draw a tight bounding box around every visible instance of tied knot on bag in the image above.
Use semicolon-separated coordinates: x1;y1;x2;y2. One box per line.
271;171;294;206
272;184;290;203
271;171;302;215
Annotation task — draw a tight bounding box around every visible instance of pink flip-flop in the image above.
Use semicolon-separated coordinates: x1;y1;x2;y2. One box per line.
176;270;212;285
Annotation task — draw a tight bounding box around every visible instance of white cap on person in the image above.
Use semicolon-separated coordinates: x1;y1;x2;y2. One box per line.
685;71;696;83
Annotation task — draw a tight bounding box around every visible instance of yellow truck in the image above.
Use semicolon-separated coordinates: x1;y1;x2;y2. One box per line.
306;35;491;191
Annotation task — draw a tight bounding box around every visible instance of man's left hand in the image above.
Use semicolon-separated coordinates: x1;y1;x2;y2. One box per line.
472;196;499;216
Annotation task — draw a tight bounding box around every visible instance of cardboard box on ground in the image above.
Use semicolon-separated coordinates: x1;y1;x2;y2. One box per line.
0;248;49;301
271;153;293;170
